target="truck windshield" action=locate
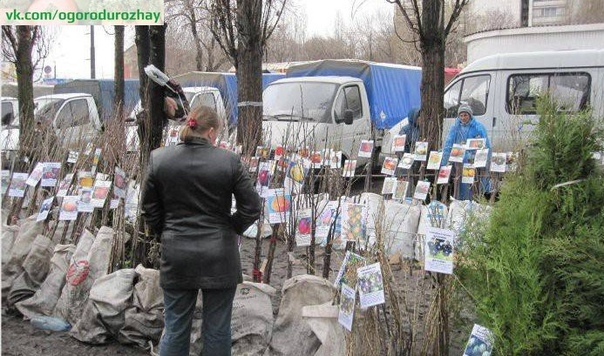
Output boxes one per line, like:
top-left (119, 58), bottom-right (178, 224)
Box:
top-left (34, 98), bottom-right (65, 125)
top-left (263, 82), bottom-right (338, 123)
top-left (190, 92), bottom-right (217, 111)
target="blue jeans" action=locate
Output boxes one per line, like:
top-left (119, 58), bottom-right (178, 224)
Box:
top-left (160, 287), bottom-right (237, 356)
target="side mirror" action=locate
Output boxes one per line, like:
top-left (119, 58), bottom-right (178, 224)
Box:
top-left (344, 109), bottom-right (354, 125)
top-left (2, 113), bottom-right (14, 126)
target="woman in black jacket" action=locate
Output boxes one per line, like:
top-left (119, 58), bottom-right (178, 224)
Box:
top-left (141, 106), bottom-right (261, 356)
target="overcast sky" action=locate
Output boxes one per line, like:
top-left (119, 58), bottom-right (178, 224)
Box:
top-left (45, 0), bottom-right (394, 79)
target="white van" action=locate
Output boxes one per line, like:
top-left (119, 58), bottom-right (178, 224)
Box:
top-left (443, 49), bottom-right (604, 151)
top-left (125, 86), bottom-right (230, 152)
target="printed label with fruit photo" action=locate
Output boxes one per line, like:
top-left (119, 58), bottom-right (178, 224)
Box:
top-left (8, 172), bottom-right (28, 198)
top-left (413, 181), bottom-right (431, 201)
top-left (466, 138), bottom-right (486, 150)
top-left (398, 153), bottom-right (414, 170)
top-left (41, 162), bottom-right (61, 187)
top-left (266, 189), bottom-right (291, 224)
top-left (26, 162), bottom-right (44, 187)
top-left (449, 144), bottom-right (465, 163)
top-left (36, 196), bottom-right (54, 222)
top-left (426, 151), bottom-right (443, 170)
top-left (91, 180), bottom-right (112, 208)
top-left (59, 196), bottom-right (79, 221)
top-left (391, 134), bottom-right (406, 153)
top-left (381, 156), bottom-right (398, 176)
top-left (473, 148), bottom-right (489, 168)
top-left (341, 202), bottom-right (367, 242)
top-left (57, 173), bottom-right (74, 197)
top-left (424, 227), bottom-right (456, 274)
top-left (358, 140), bottom-right (374, 158)
top-left (437, 166), bottom-right (452, 185)
top-left (357, 262), bottom-right (385, 308)
top-left (462, 164), bottom-right (476, 184)
top-left (463, 324), bottom-right (494, 356)
top-left (113, 167), bottom-right (128, 199)
top-left (414, 142), bottom-right (429, 161)
top-left (381, 177), bottom-right (397, 195)
top-left (490, 153), bottom-right (507, 173)
top-left (256, 162), bottom-right (273, 197)
top-left (338, 283), bottom-right (356, 332)
top-left (295, 208), bottom-right (312, 247)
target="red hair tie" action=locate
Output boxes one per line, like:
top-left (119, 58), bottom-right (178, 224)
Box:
top-left (186, 118), bottom-right (198, 129)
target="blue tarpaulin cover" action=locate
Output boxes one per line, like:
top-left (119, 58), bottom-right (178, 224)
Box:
top-left (285, 60), bottom-right (422, 129)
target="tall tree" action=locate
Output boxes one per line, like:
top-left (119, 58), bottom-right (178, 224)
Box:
top-left (166, 0), bottom-right (205, 70)
top-left (134, 24), bottom-right (166, 268)
top-left (388, 0), bottom-right (469, 147)
top-left (163, 0), bottom-right (230, 74)
top-left (114, 25), bottom-right (125, 120)
top-left (1, 25), bottom-right (49, 169)
top-left (209, 0), bottom-right (287, 156)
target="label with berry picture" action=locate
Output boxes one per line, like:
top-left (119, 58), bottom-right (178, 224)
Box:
top-left (357, 262), bottom-right (385, 308)
top-left (424, 227), bottom-right (456, 274)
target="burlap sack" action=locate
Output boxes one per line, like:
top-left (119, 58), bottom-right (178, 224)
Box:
top-left (264, 275), bottom-right (335, 356)
top-left (231, 282), bottom-right (277, 356)
top-left (301, 303), bottom-right (346, 356)
top-left (70, 268), bottom-right (137, 344)
top-left (16, 244), bottom-right (75, 319)
top-left (1, 214), bottom-right (44, 302)
top-left (1, 223), bottom-right (20, 266)
top-left (7, 234), bottom-right (55, 306)
top-left (363, 193), bottom-right (421, 258)
top-left (118, 265), bottom-right (163, 349)
top-left (53, 227), bottom-right (113, 326)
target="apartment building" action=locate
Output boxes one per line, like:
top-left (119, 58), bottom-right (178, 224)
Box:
top-left (468, 0), bottom-right (578, 27)
top-left (531, 0), bottom-right (570, 26)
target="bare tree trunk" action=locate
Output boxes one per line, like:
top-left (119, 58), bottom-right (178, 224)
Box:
top-left (188, 9), bottom-right (204, 71)
top-left (114, 25), bottom-right (125, 120)
top-left (135, 25), bottom-right (151, 168)
top-left (14, 26), bottom-right (35, 171)
top-left (419, 0), bottom-right (446, 149)
top-left (132, 26), bottom-right (151, 267)
top-left (149, 24), bottom-right (167, 152)
top-left (420, 43), bottom-right (445, 148)
top-left (236, 0), bottom-right (264, 157)
top-left (206, 37), bottom-right (217, 71)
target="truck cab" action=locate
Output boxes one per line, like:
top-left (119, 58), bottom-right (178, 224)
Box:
top-left (1, 93), bottom-right (103, 153)
top-left (35, 93), bottom-right (103, 149)
top-left (262, 76), bottom-right (371, 164)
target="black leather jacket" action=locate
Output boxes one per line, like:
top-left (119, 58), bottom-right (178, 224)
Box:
top-left (141, 137), bottom-right (261, 289)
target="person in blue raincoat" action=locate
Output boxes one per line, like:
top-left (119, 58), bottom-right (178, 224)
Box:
top-left (442, 104), bottom-right (491, 200)
top-left (399, 107), bottom-right (421, 154)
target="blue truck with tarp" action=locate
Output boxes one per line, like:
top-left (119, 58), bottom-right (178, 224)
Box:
top-left (261, 59), bottom-right (422, 164)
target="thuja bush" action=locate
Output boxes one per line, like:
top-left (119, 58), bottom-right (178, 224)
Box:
top-left (456, 97), bottom-right (604, 355)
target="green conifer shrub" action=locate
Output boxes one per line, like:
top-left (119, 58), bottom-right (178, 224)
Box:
top-left (456, 97), bottom-right (604, 355)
